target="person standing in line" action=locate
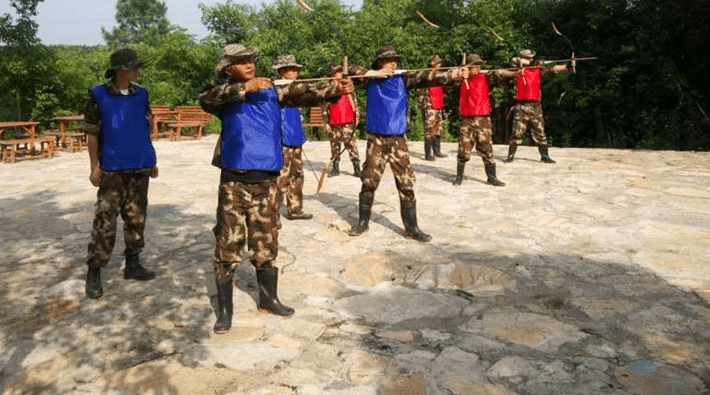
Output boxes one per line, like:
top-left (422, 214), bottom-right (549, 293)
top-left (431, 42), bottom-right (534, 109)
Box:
top-left (272, 54), bottom-right (313, 221)
top-left (503, 49), bottom-right (575, 164)
top-left (416, 54), bottom-right (447, 161)
top-left (200, 44), bottom-right (353, 334)
top-left (454, 53), bottom-right (511, 186)
top-left (323, 60), bottom-right (361, 178)
top-left (348, 45), bottom-right (466, 243)
top-left (83, 48), bottom-right (158, 299)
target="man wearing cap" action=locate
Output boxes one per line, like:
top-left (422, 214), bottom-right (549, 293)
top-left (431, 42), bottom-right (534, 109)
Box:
top-left (82, 48), bottom-right (159, 299)
top-left (454, 53), bottom-right (512, 186)
top-left (347, 45), bottom-right (466, 243)
top-left (272, 54), bottom-right (313, 221)
top-left (503, 49), bottom-right (574, 164)
top-left (200, 44), bottom-right (353, 334)
top-left (416, 54), bottom-right (447, 161)
top-left (322, 60), bottom-right (361, 178)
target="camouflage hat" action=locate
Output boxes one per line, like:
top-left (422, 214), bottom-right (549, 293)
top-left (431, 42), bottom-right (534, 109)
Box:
top-left (373, 45), bottom-right (401, 62)
top-left (372, 45), bottom-right (401, 69)
top-left (329, 60), bottom-right (343, 75)
top-left (519, 49), bottom-right (536, 59)
top-left (271, 54), bottom-right (303, 71)
top-left (428, 54), bottom-right (442, 67)
top-left (215, 43), bottom-right (259, 75)
top-left (105, 48), bottom-right (144, 79)
top-left (464, 54), bottom-right (484, 66)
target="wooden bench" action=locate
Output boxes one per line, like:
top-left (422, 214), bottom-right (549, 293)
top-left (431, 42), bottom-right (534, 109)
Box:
top-left (302, 107), bottom-right (326, 140)
top-left (167, 106), bottom-right (212, 140)
top-left (0, 136), bottom-right (53, 162)
top-left (150, 105), bottom-right (173, 140)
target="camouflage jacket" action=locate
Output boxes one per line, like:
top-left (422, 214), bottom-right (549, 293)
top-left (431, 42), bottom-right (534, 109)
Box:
top-left (350, 65), bottom-right (462, 91)
top-left (199, 77), bottom-right (342, 116)
top-left (82, 81), bottom-right (152, 136)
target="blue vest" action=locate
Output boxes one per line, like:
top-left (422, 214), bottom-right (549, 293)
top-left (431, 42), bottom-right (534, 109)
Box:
top-left (90, 84), bottom-right (156, 172)
top-left (220, 88), bottom-right (283, 172)
top-left (366, 75), bottom-right (408, 136)
top-left (281, 106), bottom-right (306, 147)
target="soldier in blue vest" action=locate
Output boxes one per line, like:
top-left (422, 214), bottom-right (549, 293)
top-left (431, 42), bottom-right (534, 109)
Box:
top-left (200, 44), bottom-right (353, 334)
top-left (83, 48), bottom-right (158, 299)
top-left (272, 54), bottom-right (313, 221)
top-left (348, 45), bottom-right (466, 242)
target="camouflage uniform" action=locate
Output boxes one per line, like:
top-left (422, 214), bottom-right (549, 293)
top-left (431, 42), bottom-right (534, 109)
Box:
top-left (83, 48), bottom-right (157, 299)
top-left (458, 115), bottom-right (494, 164)
top-left (200, 59), bottom-right (342, 277)
top-left (322, 97), bottom-right (360, 166)
top-left (348, 46), bottom-right (463, 242)
top-left (416, 54), bottom-right (447, 160)
top-left (504, 49), bottom-right (565, 163)
top-left (278, 145), bottom-right (307, 216)
top-left (416, 87), bottom-right (444, 139)
top-left (84, 81), bottom-right (154, 268)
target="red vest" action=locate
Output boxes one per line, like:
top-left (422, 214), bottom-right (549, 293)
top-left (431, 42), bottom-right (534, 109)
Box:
top-left (329, 94), bottom-right (355, 125)
top-left (516, 68), bottom-right (542, 101)
top-left (428, 86), bottom-right (444, 110)
top-left (459, 74), bottom-right (490, 116)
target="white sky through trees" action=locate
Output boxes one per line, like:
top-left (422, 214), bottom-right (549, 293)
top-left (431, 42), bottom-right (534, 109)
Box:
top-left (0, 0), bottom-right (362, 46)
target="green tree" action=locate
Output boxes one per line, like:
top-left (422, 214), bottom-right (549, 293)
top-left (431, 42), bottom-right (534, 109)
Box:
top-left (102, 0), bottom-right (174, 47)
top-left (0, 0), bottom-right (44, 46)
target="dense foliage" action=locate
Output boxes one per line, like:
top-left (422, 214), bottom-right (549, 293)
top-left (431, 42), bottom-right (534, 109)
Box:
top-left (0, 0), bottom-right (708, 150)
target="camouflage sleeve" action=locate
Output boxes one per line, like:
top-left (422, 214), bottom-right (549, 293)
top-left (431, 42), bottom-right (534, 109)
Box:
top-left (416, 88), bottom-right (429, 111)
top-left (404, 69), bottom-right (460, 90)
top-left (350, 65), bottom-right (370, 89)
top-left (199, 81), bottom-right (247, 115)
top-left (540, 65), bottom-right (558, 78)
top-left (485, 70), bottom-right (502, 85)
top-left (277, 81), bottom-right (341, 107)
top-left (145, 90), bottom-right (153, 137)
top-left (352, 93), bottom-right (360, 118)
top-left (320, 100), bottom-right (331, 125)
top-left (82, 90), bottom-right (101, 135)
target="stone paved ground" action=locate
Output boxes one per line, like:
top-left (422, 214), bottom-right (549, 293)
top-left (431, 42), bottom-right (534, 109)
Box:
top-left (1, 135), bottom-right (709, 395)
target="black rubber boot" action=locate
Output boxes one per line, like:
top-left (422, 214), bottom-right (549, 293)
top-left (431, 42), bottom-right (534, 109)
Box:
top-left (503, 143), bottom-right (517, 163)
top-left (485, 163), bottom-right (506, 186)
top-left (213, 274), bottom-right (233, 334)
top-left (348, 196), bottom-right (372, 236)
top-left (85, 267), bottom-right (103, 299)
top-left (327, 161), bottom-right (340, 177)
top-left (424, 139), bottom-right (434, 161)
top-left (256, 264), bottom-right (294, 317)
top-left (123, 254), bottom-right (156, 281)
top-left (400, 201), bottom-right (432, 243)
top-left (453, 161), bottom-right (465, 185)
top-left (433, 136), bottom-right (447, 158)
top-left (538, 145), bottom-right (556, 163)
top-left (352, 159), bottom-right (362, 178)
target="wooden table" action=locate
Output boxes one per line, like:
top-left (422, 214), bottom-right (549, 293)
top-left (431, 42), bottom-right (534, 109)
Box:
top-left (54, 115), bottom-right (85, 152)
top-left (0, 121), bottom-right (53, 162)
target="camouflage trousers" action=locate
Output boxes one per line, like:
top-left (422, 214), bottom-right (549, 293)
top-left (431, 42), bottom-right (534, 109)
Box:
top-left (457, 115), bottom-right (495, 165)
top-left (213, 179), bottom-right (279, 276)
top-left (510, 101), bottom-right (548, 146)
top-left (360, 134), bottom-right (416, 204)
top-left (329, 123), bottom-right (360, 163)
top-left (277, 146), bottom-right (306, 215)
top-left (421, 107), bottom-right (443, 140)
top-left (87, 172), bottom-right (150, 267)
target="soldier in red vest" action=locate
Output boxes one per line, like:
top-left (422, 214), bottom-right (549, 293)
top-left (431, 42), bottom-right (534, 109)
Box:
top-left (455, 54), bottom-right (513, 186)
top-left (322, 60), bottom-right (361, 177)
top-left (503, 49), bottom-right (574, 163)
top-left (416, 54), bottom-right (447, 161)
